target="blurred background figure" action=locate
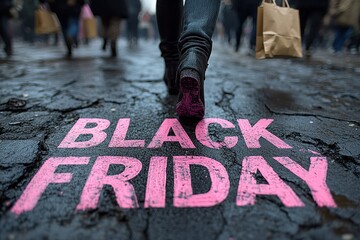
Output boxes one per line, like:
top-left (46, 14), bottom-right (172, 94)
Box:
top-left (0, 0), bottom-right (22, 56)
top-left (0, 0), bottom-right (13, 56)
top-left (78, 0), bottom-right (92, 45)
top-left (294, 0), bottom-right (330, 57)
top-left (329, 0), bottom-right (360, 53)
top-left (36, 0), bottom-right (60, 45)
top-left (90, 0), bottom-right (128, 57)
top-left (126, 0), bottom-right (141, 48)
top-left (19, 0), bottom-right (36, 44)
top-left (231, 0), bottom-right (261, 53)
top-left (45, 0), bottom-right (85, 57)
top-left (139, 10), bottom-right (155, 41)
top-left (346, 28), bottom-right (360, 54)
top-left (218, 0), bottom-right (237, 45)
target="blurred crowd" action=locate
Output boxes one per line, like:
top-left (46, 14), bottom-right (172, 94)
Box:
top-left (0, 0), bottom-right (359, 58)
top-left (216, 0), bottom-right (360, 57)
top-left (0, 0), bottom-right (158, 57)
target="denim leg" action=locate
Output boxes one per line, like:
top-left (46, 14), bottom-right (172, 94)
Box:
top-left (156, 0), bottom-right (183, 63)
top-left (333, 26), bottom-right (354, 52)
top-left (67, 17), bottom-right (80, 40)
top-left (178, 0), bottom-right (221, 79)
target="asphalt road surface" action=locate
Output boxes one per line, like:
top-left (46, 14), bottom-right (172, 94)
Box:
top-left (0, 39), bottom-right (359, 240)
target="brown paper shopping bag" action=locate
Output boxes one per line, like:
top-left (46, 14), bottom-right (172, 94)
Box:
top-left (81, 4), bottom-right (98, 39)
top-left (34, 9), bottom-right (61, 35)
top-left (83, 18), bottom-right (97, 39)
top-left (256, 0), bottom-right (302, 59)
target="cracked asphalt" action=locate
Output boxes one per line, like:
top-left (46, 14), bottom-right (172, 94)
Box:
top-left (0, 39), bottom-right (359, 240)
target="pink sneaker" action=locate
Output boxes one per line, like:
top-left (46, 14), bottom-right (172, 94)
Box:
top-left (176, 69), bottom-right (205, 118)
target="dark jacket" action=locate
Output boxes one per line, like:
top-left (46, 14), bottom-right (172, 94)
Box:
top-left (47, 0), bottom-right (85, 17)
top-left (293, 0), bottom-right (330, 9)
top-left (126, 0), bottom-right (141, 16)
top-left (90, 0), bottom-right (128, 18)
top-left (0, 0), bottom-right (13, 15)
top-left (231, 0), bottom-right (262, 12)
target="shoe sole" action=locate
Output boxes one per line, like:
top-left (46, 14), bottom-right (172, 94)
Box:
top-left (176, 75), bottom-right (204, 118)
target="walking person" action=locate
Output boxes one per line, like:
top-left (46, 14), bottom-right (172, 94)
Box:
top-left (156, 0), bottom-right (221, 118)
top-left (329, 0), bottom-right (360, 53)
top-left (45, 0), bottom-right (85, 57)
top-left (294, 0), bottom-right (330, 57)
top-left (231, 0), bottom-right (261, 53)
top-left (19, 0), bottom-right (37, 43)
top-left (126, 0), bottom-right (141, 48)
top-left (90, 0), bottom-right (128, 57)
top-left (219, 0), bottom-right (237, 45)
top-left (0, 0), bottom-right (14, 56)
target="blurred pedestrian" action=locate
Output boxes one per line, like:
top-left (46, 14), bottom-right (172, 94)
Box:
top-left (231, 0), bottom-right (261, 53)
top-left (156, 0), bottom-right (221, 118)
top-left (0, 0), bottom-right (14, 56)
top-left (126, 0), bottom-right (141, 48)
top-left (20, 0), bottom-right (36, 43)
top-left (139, 10), bottom-right (154, 41)
top-left (329, 0), bottom-right (360, 53)
top-left (294, 0), bottom-right (330, 57)
top-left (45, 0), bottom-right (85, 57)
top-left (347, 31), bottom-right (360, 54)
top-left (90, 0), bottom-right (128, 57)
top-left (219, 0), bottom-right (237, 45)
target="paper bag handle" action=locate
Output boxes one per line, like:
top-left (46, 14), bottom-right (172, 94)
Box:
top-left (261, 0), bottom-right (290, 8)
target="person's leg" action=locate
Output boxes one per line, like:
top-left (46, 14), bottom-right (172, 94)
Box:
top-left (249, 6), bottom-right (258, 51)
top-left (234, 12), bottom-right (247, 52)
top-left (133, 14), bottom-right (140, 42)
top-left (223, 19), bottom-right (232, 44)
top-left (0, 15), bottom-right (12, 56)
top-left (108, 17), bottom-right (121, 57)
top-left (176, 0), bottom-right (221, 118)
top-left (305, 9), bottom-right (326, 51)
top-left (67, 16), bottom-right (80, 47)
top-left (156, 0), bottom-right (183, 94)
top-left (299, 8), bottom-right (309, 41)
top-left (333, 26), bottom-right (353, 52)
top-left (127, 14), bottom-right (134, 44)
top-left (57, 15), bottom-right (72, 57)
top-left (356, 34), bottom-right (360, 53)
top-left (101, 17), bottom-right (110, 51)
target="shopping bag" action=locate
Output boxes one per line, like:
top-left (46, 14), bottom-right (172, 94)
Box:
top-left (256, 0), bottom-right (302, 59)
top-left (83, 18), bottom-right (97, 38)
top-left (34, 9), bottom-right (61, 35)
top-left (80, 4), bottom-right (97, 39)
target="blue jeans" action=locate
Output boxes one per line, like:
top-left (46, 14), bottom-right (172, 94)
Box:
top-left (58, 15), bottom-right (80, 48)
top-left (332, 26), bottom-right (354, 52)
top-left (156, 0), bottom-right (221, 80)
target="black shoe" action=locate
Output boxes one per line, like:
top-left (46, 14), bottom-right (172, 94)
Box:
top-left (163, 63), bottom-right (179, 95)
top-left (65, 37), bottom-right (73, 58)
top-left (4, 46), bottom-right (12, 57)
top-left (111, 42), bottom-right (117, 57)
top-left (66, 44), bottom-right (72, 58)
top-left (102, 39), bottom-right (107, 51)
top-left (235, 43), bottom-right (240, 52)
top-left (176, 69), bottom-right (205, 119)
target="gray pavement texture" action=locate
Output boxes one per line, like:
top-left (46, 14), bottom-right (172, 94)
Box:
top-left (0, 39), bottom-right (360, 240)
